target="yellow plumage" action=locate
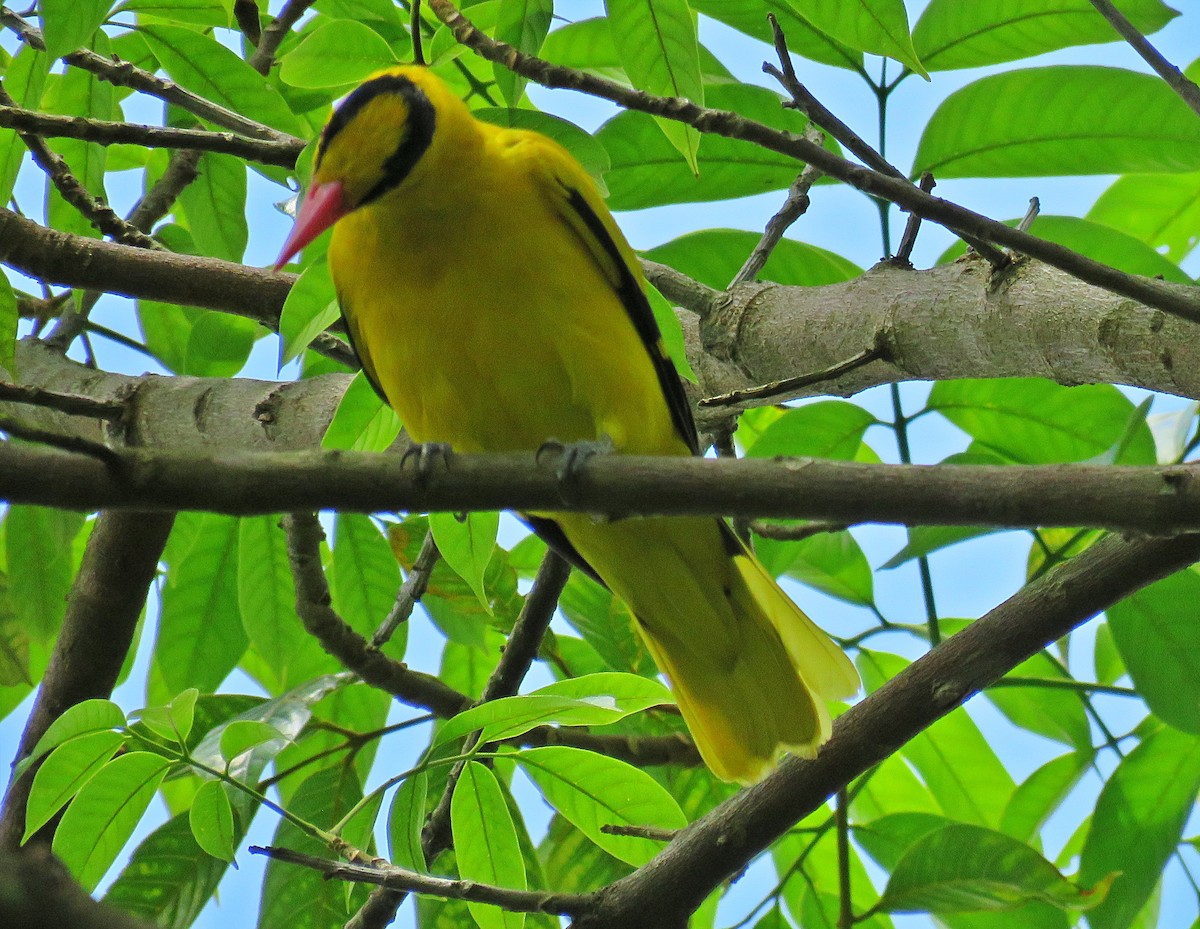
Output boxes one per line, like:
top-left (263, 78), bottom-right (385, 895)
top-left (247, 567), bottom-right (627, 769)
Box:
top-left (277, 65), bottom-right (858, 783)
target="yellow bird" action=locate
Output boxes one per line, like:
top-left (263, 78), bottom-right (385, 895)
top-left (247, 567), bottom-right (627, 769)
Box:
top-left (276, 65), bottom-right (858, 783)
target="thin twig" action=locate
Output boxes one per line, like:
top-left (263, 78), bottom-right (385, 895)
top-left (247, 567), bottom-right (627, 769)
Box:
top-left (433, 4), bottom-right (1200, 327)
top-left (892, 172), bottom-right (935, 267)
top-left (0, 106), bottom-right (302, 166)
top-left (251, 845), bottom-right (592, 916)
top-left (250, 0), bottom-right (317, 75)
top-left (762, 15), bottom-right (1007, 268)
top-left (0, 381), bottom-right (124, 420)
top-left (412, 0), bottom-right (425, 65)
top-left (599, 823), bottom-right (678, 842)
top-left (371, 530), bottom-right (440, 648)
top-left (0, 6), bottom-right (298, 143)
top-left (1017, 197), bottom-right (1040, 233)
top-left (0, 418), bottom-right (122, 466)
top-left (1087, 0), bottom-right (1200, 119)
top-left (730, 124), bottom-right (825, 288)
top-left (700, 341), bottom-right (886, 409)
top-left (353, 550), bottom-right (572, 929)
top-left (835, 789), bottom-right (852, 929)
top-left (749, 520), bottom-right (848, 542)
top-left (0, 87), bottom-right (160, 249)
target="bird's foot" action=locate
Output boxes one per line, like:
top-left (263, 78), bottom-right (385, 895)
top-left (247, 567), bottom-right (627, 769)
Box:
top-left (400, 441), bottom-right (454, 485)
top-left (536, 436), bottom-right (614, 502)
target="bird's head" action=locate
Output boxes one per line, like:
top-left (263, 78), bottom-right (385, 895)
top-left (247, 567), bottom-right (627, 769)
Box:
top-left (274, 66), bottom-right (438, 269)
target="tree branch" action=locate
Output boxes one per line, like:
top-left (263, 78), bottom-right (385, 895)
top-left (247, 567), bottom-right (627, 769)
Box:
top-left (425, 0), bottom-right (1200, 329)
top-left (574, 530), bottom-right (1200, 928)
top-left (0, 511), bottom-right (175, 850)
top-left (0, 6), bottom-right (300, 144)
top-left (250, 845), bottom-right (591, 917)
top-left (6, 443), bottom-right (1200, 533)
top-left (0, 106), bottom-right (302, 166)
top-left (1087, 0), bottom-right (1200, 119)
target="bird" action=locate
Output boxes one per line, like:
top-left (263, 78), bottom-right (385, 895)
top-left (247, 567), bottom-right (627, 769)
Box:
top-left (275, 64), bottom-right (859, 784)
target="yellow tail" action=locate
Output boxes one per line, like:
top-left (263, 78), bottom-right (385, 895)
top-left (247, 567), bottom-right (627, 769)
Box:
top-left (554, 513), bottom-right (860, 784)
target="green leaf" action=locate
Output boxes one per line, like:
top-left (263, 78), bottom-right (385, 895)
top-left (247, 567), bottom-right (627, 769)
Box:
top-left (387, 770), bottom-right (428, 871)
top-left (102, 809), bottom-right (236, 929)
top-left (756, 529), bottom-right (875, 606)
top-left (0, 271), bottom-right (17, 376)
top-left (279, 19), bottom-right (398, 88)
top-left (1088, 172), bottom-right (1200, 263)
top-left (860, 651), bottom-right (1014, 827)
top-left (881, 526), bottom-right (998, 570)
top-left (645, 278), bottom-right (696, 383)
top-left (238, 514), bottom-right (326, 690)
top-left (535, 671), bottom-right (674, 708)
top-left (259, 764), bottom-right (370, 929)
top-left (156, 514), bottom-right (247, 698)
top-left (435, 674), bottom-right (672, 747)
top-left (1093, 622), bottom-right (1125, 686)
top-left (744, 400), bottom-right (877, 460)
top-left (785, 0), bottom-right (927, 77)
top-left (189, 779), bottom-right (236, 861)
top-left (475, 107), bottom-right (611, 190)
top-left (878, 823), bottom-right (1100, 915)
top-left (914, 66), bottom-right (1200, 178)
top-left (451, 762), bottom-right (526, 929)
top-left (139, 25), bottom-right (303, 135)
top-left (691, 0), bottom-right (863, 71)
top-left (988, 653), bottom-right (1091, 749)
top-left (39, 0), bottom-right (111, 59)
top-left (218, 719), bottom-right (285, 763)
top-left (605, 0), bottom-right (703, 171)
top-left (598, 83), bottom-right (813, 211)
top-left (429, 511), bottom-right (499, 614)
top-left (517, 746), bottom-right (687, 866)
top-left (278, 260), bottom-right (341, 365)
top-left (115, 0), bottom-right (233, 26)
top-left (136, 687), bottom-right (200, 744)
top-left (558, 574), bottom-right (655, 675)
top-left (1000, 751), bottom-right (1092, 844)
top-left (644, 229), bottom-right (861, 290)
top-left (1079, 726), bottom-right (1200, 929)
top-left (1107, 569), bottom-right (1200, 734)
top-left (322, 371), bottom-right (403, 451)
top-left (331, 513), bottom-right (403, 640)
top-left (0, 47), bottom-right (49, 205)
top-left (927, 379), bottom-right (1156, 465)
top-left (177, 151), bottom-right (248, 262)
top-left (53, 751), bottom-right (173, 891)
top-left (913, 0), bottom-right (1177, 71)
top-left (5, 506), bottom-right (84, 642)
top-left (18, 698), bottom-right (125, 779)
top-left (23, 730), bottom-right (126, 840)
top-left (493, 0), bottom-right (552, 104)
top-left (181, 311), bottom-right (260, 378)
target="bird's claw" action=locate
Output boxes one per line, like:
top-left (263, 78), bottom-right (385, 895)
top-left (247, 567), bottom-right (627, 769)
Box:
top-left (400, 441), bottom-right (453, 485)
top-left (536, 436), bottom-right (614, 501)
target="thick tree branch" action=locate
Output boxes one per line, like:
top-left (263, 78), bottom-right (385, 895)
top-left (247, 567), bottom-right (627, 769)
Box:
top-left (0, 511), bottom-right (175, 850)
top-left (0, 106), bottom-right (302, 166)
top-left (0, 208), bottom-right (355, 366)
top-left (249, 0), bottom-right (317, 75)
top-left (426, 0), bottom-right (1200, 329)
top-left (575, 530), bottom-right (1200, 928)
top-left (5, 443), bottom-right (1200, 533)
top-left (0, 847), bottom-right (159, 929)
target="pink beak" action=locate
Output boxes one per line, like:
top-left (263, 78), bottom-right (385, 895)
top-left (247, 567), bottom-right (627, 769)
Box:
top-left (273, 180), bottom-right (349, 271)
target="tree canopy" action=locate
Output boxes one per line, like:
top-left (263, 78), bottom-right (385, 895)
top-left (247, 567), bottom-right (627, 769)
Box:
top-left (1, 2), bottom-right (1200, 929)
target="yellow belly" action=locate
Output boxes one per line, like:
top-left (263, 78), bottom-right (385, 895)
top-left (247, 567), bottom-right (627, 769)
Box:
top-left (329, 185), bottom-right (686, 458)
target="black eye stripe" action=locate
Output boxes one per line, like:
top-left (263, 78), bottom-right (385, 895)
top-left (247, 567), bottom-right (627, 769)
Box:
top-left (316, 71), bottom-right (437, 206)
